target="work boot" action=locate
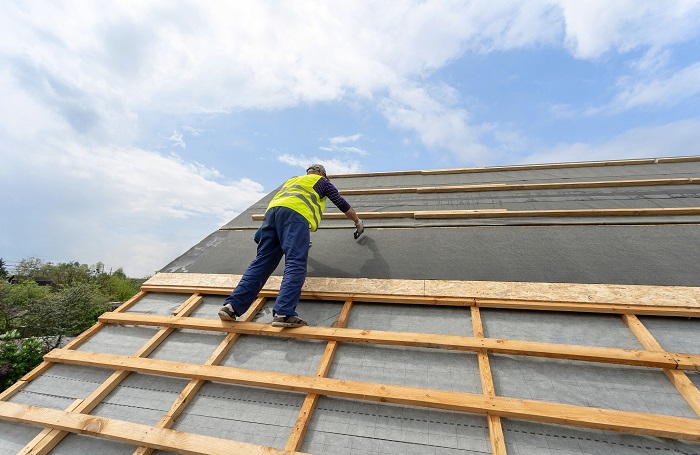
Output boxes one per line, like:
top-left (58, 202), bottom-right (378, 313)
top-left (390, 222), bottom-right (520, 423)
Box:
top-left (271, 315), bottom-right (307, 328)
top-left (218, 304), bottom-right (238, 322)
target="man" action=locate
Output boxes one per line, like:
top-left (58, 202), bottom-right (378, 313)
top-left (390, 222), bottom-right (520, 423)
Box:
top-left (218, 164), bottom-right (364, 327)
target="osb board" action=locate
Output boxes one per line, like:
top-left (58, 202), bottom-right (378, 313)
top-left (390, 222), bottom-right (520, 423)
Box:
top-left (144, 273), bottom-right (700, 308)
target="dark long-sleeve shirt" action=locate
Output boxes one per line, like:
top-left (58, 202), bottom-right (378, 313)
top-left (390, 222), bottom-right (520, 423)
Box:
top-left (313, 177), bottom-right (351, 213)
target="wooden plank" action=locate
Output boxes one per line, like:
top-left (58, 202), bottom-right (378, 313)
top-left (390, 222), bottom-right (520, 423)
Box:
top-left (43, 349), bottom-right (700, 442)
top-left (138, 285), bottom-right (700, 317)
top-left (414, 207), bottom-right (700, 219)
top-left (131, 297), bottom-right (268, 455)
top-left (0, 401), bottom-right (307, 455)
top-left (471, 306), bottom-right (507, 455)
top-left (416, 177), bottom-right (700, 194)
top-left (286, 298), bottom-right (354, 452)
top-left (338, 177), bottom-right (700, 196)
top-left (97, 312), bottom-right (698, 370)
top-left (622, 314), bottom-right (700, 417)
top-left (142, 273), bottom-right (700, 310)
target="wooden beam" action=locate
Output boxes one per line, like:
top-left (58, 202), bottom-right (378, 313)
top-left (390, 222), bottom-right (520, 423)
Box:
top-left (0, 401), bottom-right (307, 455)
top-left (471, 306), bottom-right (507, 455)
top-left (96, 312), bottom-right (700, 370)
top-left (43, 349), bottom-right (700, 443)
top-left (286, 298), bottom-right (354, 452)
top-left (622, 314), bottom-right (700, 417)
top-left (132, 297), bottom-right (269, 455)
top-left (338, 177), bottom-right (700, 196)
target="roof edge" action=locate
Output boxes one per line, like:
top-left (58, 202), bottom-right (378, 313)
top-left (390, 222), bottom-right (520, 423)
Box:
top-left (328, 155), bottom-right (700, 179)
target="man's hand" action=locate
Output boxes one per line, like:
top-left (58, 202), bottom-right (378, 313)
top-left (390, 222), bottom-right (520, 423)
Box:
top-left (354, 219), bottom-right (365, 239)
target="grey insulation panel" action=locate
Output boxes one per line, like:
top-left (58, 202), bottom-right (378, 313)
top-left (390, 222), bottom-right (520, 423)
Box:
top-left (125, 292), bottom-right (191, 315)
top-left (300, 397), bottom-right (491, 455)
top-left (501, 418), bottom-right (700, 455)
top-left (168, 382), bottom-right (304, 450)
top-left (490, 354), bottom-right (697, 418)
top-left (637, 316), bottom-right (700, 354)
top-left (89, 373), bottom-right (190, 426)
top-left (75, 324), bottom-right (161, 356)
top-left (0, 421), bottom-right (43, 455)
top-left (161, 224), bottom-right (700, 287)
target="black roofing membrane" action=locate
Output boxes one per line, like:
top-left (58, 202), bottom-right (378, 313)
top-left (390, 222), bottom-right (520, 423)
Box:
top-left (163, 224), bottom-right (700, 286)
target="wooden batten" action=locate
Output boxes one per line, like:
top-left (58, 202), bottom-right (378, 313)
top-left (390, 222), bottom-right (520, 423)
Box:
top-left (97, 313), bottom-right (700, 371)
top-left (42, 349), bottom-right (700, 443)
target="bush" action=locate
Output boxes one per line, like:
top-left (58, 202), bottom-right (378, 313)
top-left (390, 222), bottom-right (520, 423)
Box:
top-left (0, 330), bottom-right (46, 391)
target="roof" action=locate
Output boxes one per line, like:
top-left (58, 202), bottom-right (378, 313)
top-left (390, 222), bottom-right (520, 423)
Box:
top-left (1, 155), bottom-right (700, 454)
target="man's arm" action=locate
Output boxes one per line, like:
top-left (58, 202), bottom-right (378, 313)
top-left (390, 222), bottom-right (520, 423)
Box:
top-left (314, 177), bottom-right (365, 238)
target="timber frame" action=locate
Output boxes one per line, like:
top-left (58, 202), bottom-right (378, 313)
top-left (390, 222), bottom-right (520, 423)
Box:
top-left (2, 273), bottom-right (700, 454)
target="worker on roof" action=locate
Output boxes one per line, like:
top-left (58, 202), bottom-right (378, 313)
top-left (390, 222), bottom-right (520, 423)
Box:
top-left (219, 163), bottom-right (364, 327)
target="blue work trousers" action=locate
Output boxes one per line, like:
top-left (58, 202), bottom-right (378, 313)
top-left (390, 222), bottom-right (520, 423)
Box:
top-left (224, 206), bottom-right (310, 317)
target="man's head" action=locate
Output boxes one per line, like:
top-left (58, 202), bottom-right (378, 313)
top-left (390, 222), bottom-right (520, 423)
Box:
top-left (306, 163), bottom-right (327, 177)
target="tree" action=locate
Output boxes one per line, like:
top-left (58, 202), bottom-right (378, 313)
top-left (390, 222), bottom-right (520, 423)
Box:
top-left (13, 257), bottom-right (43, 277)
top-left (0, 258), bottom-right (8, 279)
top-left (0, 330), bottom-right (45, 391)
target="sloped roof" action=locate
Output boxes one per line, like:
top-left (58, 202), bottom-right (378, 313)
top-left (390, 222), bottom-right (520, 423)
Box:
top-left (1, 156), bottom-right (700, 455)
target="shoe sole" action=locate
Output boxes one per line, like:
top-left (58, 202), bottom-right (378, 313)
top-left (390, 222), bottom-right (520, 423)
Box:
top-left (218, 310), bottom-right (236, 322)
top-left (271, 322), bottom-right (305, 328)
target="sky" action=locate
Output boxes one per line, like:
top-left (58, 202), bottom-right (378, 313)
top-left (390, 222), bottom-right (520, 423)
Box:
top-left (1, 1), bottom-right (700, 278)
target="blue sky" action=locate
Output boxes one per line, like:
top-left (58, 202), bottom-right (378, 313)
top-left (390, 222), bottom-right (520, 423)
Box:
top-left (1, 1), bottom-right (700, 277)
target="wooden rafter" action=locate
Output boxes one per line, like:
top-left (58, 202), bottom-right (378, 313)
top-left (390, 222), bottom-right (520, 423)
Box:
top-left (96, 312), bottom-right (700, 371)
top-left (622, 314), bottom-right (700, 417)
top-left (471, 306), bottom-right (507, 455)
top-left (285, 298), bottom-right (354, 452)
top-left (41, 349), bottom-right (700, 443)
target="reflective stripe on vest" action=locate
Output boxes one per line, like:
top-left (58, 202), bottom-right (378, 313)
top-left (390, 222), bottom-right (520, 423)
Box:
top-left (266, 174), bottom-right (327, 231)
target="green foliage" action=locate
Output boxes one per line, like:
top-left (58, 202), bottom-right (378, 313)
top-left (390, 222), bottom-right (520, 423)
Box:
top-left (0, 330), bottom-right (46, 391)
top-left (0, 257), bottom-right (146, 390)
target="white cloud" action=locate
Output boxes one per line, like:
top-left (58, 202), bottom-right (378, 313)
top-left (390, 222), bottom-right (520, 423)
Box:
top-left (169, 130), bottom-right (186, 148)
top-left (277, 153), bottom-right (363, 175)
top-left (380, 83), bottom-right (490, 163)
top-left (607, 62), bottom-right (700, 111)
top-left (559, 0), bottom-right (700, 59)
top-left (329, 134), bottom-right (362, 144)
top-left (519, 119), bottom-right (700, 165)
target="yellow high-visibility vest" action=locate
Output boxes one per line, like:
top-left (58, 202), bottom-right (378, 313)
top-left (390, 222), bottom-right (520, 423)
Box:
top-left (267, 174), bottom-right (327, 231)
